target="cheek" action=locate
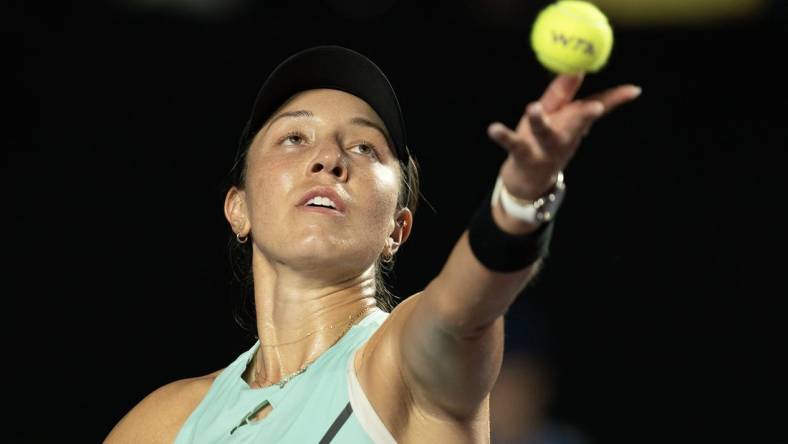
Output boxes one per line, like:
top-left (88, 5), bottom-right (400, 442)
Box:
top-left (362, 164), bottom-right (400, 229)
top-left (245, 153), bottom-right (297, 222)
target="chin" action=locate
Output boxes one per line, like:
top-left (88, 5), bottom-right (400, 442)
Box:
top-left (295, 236), bottom-right (340, 257)
top-left (287, 236), bottom-right (372, 274)
top-left (287, 232), bottom-right (343, 258)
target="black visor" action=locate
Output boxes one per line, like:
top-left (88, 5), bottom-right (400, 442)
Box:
top-left (238, 45), bottom-right (409, 161)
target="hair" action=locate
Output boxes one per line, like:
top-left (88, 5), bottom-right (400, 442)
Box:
top-left (224, 127), bottom-right (420, 335)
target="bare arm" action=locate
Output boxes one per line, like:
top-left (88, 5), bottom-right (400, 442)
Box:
top-left (396, 74), bottom-right (642, 419)
top-left (396, 202), bottom-right (542, 419)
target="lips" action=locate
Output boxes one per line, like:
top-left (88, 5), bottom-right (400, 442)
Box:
top-left (297, 186), bottom-right (347, 214)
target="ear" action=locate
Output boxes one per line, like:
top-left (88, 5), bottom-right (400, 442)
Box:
top-left (386, 207), bottom-right (413, 256)
top-left (224, 186), bottom-right (249, 236)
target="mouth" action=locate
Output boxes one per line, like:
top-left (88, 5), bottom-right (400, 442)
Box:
top-left (297, 187), bottom-right (347, 215)
top-left (304, 195), bottom-right (339, 210)
top-left (298, 205), bottom-right (344, 216)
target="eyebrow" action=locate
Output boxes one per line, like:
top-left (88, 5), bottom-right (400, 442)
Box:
top-left (267, 109), bottom-right (394, 157)
top-left (266, 109), bottom-right (315, 128)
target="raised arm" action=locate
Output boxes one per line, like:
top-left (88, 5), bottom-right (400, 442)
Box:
top-left (395, 74), bottom-right (641, 419)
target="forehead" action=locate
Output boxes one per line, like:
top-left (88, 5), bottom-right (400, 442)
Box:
top-left (274, 88), bottom-right (386, 127)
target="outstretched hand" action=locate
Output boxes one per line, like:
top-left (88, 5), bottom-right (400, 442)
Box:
top-left (487, 74), bottom-right (641, 200)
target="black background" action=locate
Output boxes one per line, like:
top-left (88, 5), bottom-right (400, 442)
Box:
top-left (8, 1), bottom-right (787, 442)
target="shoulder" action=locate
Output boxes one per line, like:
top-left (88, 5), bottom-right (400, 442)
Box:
top-left (360, 293), bottom-right (492, 441)
top-left (104, 369), bottom-right (223, 444)
top-left (358, 293), bottom-right (452, 419)
top-left (369, 292), bottom-right (449, 408)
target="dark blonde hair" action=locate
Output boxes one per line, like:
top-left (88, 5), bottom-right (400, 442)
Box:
top-left (224, 134), bottom-right (420, 334)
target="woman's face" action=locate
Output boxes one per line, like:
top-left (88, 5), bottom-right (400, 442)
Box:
top-left (238, 88), bottom-right (407, 277)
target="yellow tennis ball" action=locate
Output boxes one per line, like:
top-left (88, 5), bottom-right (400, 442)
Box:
top-left (530, 1), bottom-right (614, 74)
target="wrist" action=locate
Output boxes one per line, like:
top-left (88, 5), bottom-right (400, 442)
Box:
top-left (493, 173), bottom-right (566, 226)
top-left (491, 195), bottom-right (542, 235)
top-left (467, 186), bottom-right (556, 273)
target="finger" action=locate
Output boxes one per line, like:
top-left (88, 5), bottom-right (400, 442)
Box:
top-left (585, 84), bottom-right (642, 116)
top-left (558, 100), bottom-right (605, 139)
top-left (526, 102), bottom-right (561, 148)
top-left (487, 122), bottom-right (534, 156)
top-left (538, 73), bottom-right (585, 113)
top-left (557, 85), bottom-right (641, 138)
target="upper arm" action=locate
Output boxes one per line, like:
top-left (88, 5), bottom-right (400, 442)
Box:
top-left (387, 225), bottom-right (541, 420)
top-left (391, 289), bottom-right (505, 421)
top-left (104, 371), bottom-right (220, 444)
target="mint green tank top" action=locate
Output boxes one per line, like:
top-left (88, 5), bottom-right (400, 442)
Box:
top-left (173, 308), bottom-right (397, 443)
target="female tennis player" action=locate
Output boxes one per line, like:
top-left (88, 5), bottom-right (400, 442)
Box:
top-left (105, 45), bottom-right (640, 443)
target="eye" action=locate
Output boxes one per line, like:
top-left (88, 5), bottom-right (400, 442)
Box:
top-left (280, 131), bottom-right (307, 146)
top-left (350, 141), bottom-right (378, 158)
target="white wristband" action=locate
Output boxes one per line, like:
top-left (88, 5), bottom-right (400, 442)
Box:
top-left (491, 173), bottom-right (566, 225)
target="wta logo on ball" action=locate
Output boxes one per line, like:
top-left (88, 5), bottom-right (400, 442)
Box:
top-left (549, 31), bottom-right (597, 56)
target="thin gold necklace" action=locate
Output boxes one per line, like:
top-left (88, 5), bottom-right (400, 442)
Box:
top-left (257, 308), bottom-right (369, 348)
top-left (251, 305), bottom-right (374, 389)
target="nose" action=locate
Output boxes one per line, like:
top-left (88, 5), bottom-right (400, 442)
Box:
top-left (308, 145), bottom-right (348, 182)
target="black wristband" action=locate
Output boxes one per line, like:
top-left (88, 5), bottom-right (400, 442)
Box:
top-left (467, 188), bottom-right (555, 272)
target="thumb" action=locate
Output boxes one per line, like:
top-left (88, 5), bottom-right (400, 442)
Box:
top-left (487, 122), bottom-right (529, 155)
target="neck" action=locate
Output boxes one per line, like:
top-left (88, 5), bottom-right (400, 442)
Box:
top-left (246, 256), bottom-right (379, 387)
